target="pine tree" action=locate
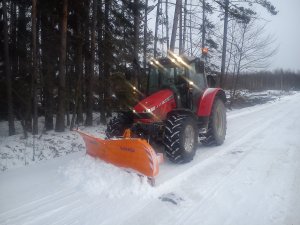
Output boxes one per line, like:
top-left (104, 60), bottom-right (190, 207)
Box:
top-left (55, 0), bottom-right (68, 132)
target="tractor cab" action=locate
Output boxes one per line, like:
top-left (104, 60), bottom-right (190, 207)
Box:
top-left (147, 56), bottom-right (207, 111)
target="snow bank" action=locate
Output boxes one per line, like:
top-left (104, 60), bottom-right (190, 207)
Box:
top-left (59, 155), bottom-right (157, 199)
top-left (0, 121), bottom-right (107, 171)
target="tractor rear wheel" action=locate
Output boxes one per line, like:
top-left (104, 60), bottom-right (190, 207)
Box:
top-left (164, 113), bottom-right (198, 163)
top-left (200, 98), bottom-right (226, 146)
top-left (105, 113), bottom-right (132, 138)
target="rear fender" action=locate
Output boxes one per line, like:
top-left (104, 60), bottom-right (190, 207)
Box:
top-left (197, 88), bottom-right (226, 117)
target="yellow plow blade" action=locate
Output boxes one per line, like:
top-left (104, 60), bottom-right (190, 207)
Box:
top-left (76, 130), bottom-right (163, 178)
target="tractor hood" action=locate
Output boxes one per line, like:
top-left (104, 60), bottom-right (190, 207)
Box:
top-left (133, 89), bottom-right (176, 122)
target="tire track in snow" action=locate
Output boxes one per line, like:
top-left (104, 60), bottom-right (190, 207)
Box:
top-left (123, 94), bottom-right (299, 225)
top-left (160, 94), bottom-right (300, 225)
top-left (0, 189), bottom-right (80, 225)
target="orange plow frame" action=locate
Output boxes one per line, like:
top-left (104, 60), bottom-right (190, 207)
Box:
top-left (75, 129), bottom-right (164, 178)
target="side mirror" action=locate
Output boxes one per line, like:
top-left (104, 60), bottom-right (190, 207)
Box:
top-left (207, 75), bottom-right (216, 88)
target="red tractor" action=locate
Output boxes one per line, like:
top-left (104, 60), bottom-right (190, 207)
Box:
top-left (77, 54), bottom-right (226, 180)
top-left (106, 55), bottom-right (226, 162)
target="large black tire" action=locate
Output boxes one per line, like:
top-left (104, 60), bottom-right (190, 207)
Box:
top-left (164, 113), bottom-right (198, 163)
top-left (105, 114), bottom-right (132, 138)
top-left (200, 98), bottom-right (226, 146)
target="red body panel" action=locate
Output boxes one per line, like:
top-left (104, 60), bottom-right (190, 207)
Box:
top-left (197, 88), bottom-right (224, 117)
top-left (133, 89), bottom-right (176, 123)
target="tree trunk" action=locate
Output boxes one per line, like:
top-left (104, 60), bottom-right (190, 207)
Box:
top-left (178, 0), bottom-right (183, 54)
top-left (103, 0), bottom-right (112, 118)
top-left (84, 7), bottom-right (91, 125)
top-left (201, 0), bottom-right (206, 51)
top-left (41, 12), bottom-right (55, 130)
top-left (220, 0), bottom-right (229, 88)
top-left (66, 65), bottom-right (71, 127)
top-left (230, 25), bottom-right (246, 108)
top-left (133, 0), bottom-right (140, 89)
top-left (32, 0), bottom-right (38, 134)
top-left (18, 2), bottom-right (32, 132)
top-left (55, 0), bottom-right (68, 132)
top-left (143, 0), bottom-right (148, 69)
top-left (153, 0), bottom-right (160, 58)
top-left (3, 0), bottom-right (15, 135)
top-left (70, 18), bottom-right (84, 130)
top-left (170, 0), bottom-right (182, 52)
top-left (85, 0), bottom-right (98, 126)
top-left (189, 0), bottom-right (192, 55)
top-left (98, 0), bottom-right (106, 125)
top-left (182, 0), bottom-right (188, 53)
top-left (165, 0), bottom-right (169, 51)
top-left (225, 36), bottom-right (234, 87)
top-left (10, 1), bottom-right (17, 86)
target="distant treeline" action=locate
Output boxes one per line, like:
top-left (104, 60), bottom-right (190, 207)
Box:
top-left (223, 70), bottom-right (300, 91)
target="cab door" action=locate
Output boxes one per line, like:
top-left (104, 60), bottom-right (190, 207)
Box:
top-left (188, 60), bottom-right (207, 111)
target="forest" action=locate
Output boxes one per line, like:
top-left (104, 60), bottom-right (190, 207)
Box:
top-left (1, 0), bottom-right (300, 136)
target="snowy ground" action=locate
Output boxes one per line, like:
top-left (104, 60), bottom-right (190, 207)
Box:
top-left (0, 91), bottom-right (300, 225)
top-left (0, 119), bottom-right (105, 172)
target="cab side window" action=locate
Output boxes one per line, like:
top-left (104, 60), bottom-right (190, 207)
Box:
top-left (189, 62), bottom-right (206, 90)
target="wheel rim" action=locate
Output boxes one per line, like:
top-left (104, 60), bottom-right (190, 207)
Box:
top-left (215, 104), bottom-right (225, 137)
top-left (184, 125), bottom-right (195, 153)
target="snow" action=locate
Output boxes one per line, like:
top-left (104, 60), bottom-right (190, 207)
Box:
top-left (0, 92), bottom-right (300, 225)
top-left (61, 156), bottom-right (155, 198)
top-left (0, 123), bottom-right (106, 171)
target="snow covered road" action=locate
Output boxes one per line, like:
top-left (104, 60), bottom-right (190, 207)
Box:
top-left (1, 93), bottom-right (300, 225)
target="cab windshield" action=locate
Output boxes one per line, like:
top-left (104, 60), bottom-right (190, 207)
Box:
top-left (148, 65), bottom-right (185, 94)
top-left (147, 62), bottom-right (206, 95)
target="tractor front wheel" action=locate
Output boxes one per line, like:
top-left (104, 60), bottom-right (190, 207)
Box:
top-left (164, 113), bottom-right (198, 163)
top-left (105, 113), bottom-right (132, 138)
top-left (201, 98), bottom-right (226, 146)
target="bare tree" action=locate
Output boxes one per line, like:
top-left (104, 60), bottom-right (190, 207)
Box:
top-left (228, 20), bottom-right (277, 106)
top-left (218, 0), bottom-right (278, 88)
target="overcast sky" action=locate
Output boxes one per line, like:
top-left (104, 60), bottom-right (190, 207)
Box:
top-left (262, 0), bottom-right (300, 71)
top-left (148, 0), bottom-right (300, 72)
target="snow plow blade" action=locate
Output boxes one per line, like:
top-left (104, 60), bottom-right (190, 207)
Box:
top-left (75, 130), bottom-right (163, 178)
